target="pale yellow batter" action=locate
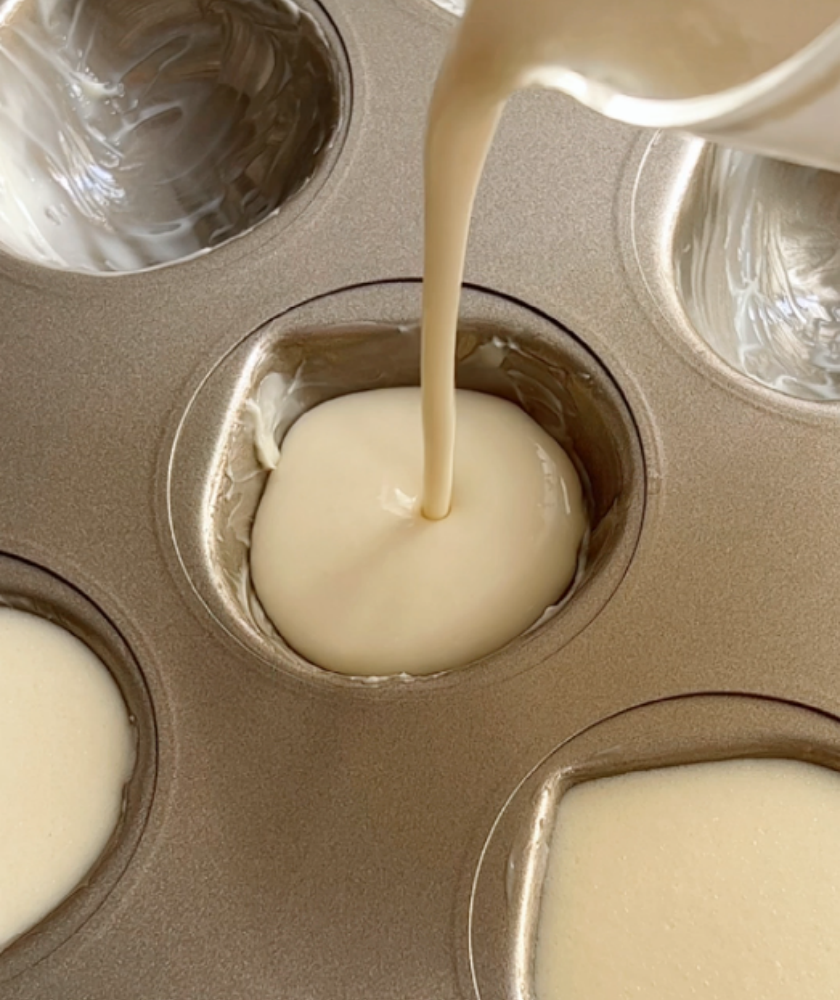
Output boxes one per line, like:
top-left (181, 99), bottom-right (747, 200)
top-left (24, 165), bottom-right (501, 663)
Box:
top-left (535, 759), bottom-right (840, 1000)
top-left (250, 387), bottom-right (585, 676)
top-left (0, 608), bottom-right (135, 951)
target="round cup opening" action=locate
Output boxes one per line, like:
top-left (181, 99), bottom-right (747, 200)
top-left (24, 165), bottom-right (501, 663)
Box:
top-left (0, 0), bottom-right (347, 274)
top-left (0, 554), bottom-right (156, 982)
top-left (167, 281), bottom-right (644, 686)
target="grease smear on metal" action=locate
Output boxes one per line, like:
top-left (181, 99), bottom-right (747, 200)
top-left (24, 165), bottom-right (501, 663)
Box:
top-left (0, 0), bottom-right (338, 272)
top-left (0, 608), bottom-right (134, 952)
top-left (681, 147), bottom-right (840, 400)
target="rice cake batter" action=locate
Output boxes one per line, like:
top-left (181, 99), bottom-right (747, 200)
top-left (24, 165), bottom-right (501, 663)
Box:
top-left (250, 387), bottom-right (585, 676)
top-left (0, 608), bottom-right (135, 952)
top-left (535, 758), bottom-right (840, 1000)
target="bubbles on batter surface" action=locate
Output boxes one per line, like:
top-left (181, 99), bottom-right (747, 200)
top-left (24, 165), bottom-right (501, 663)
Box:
top-left (0, 0), bottom-right (344, 272)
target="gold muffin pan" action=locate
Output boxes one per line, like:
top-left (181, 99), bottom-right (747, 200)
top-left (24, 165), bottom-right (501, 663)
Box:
top-left (2, 0), bottom-right (839, 996)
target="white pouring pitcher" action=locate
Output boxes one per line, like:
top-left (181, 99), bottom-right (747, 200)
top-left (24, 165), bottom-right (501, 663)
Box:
top-left (440, 0), bottom-right (840, 173)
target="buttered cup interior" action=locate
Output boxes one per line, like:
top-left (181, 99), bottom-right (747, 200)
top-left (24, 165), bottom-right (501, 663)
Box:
top-left (250, 387), bottom-right (586, 676)
top-left (0, 0), bottom-right (343, 272)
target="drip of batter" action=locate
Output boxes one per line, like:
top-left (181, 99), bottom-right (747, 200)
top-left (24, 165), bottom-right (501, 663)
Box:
top-left (258, 0), bottom-right (821, 671)
top-left (0, 609), bottom-right (135, 951)
top-left (420, 0), bottom-right (838, 520)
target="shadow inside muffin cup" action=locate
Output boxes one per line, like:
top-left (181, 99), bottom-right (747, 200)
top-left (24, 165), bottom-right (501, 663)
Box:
top-left (0, 554), bottom-right (156, 983)
top-left (168, 282), bottom-right (644, 686)
top-left (0, 0), bottom-right (347, 273)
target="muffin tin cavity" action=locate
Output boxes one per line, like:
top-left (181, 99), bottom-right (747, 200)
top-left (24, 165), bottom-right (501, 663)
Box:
top-left (631, 135), bottom-right (840, 402)
top-left (0, 0), bottom-right (347, 273)
top-left (674, 146), bottom-right (840, 401)
top-left (167, 280), bottom-right (645, 685)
